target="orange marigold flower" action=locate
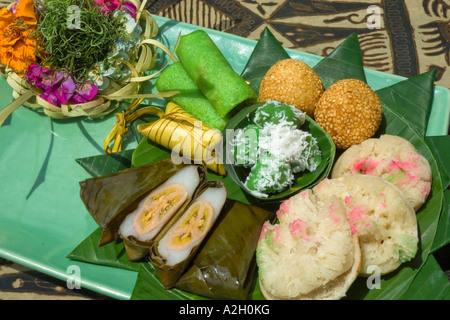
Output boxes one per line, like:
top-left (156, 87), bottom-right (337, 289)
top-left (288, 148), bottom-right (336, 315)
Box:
top-left (0, 0), bottom-right (38, 76)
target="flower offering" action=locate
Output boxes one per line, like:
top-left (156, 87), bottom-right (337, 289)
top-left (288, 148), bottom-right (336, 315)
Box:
top-left (0, 0), bottom-right (171, 123)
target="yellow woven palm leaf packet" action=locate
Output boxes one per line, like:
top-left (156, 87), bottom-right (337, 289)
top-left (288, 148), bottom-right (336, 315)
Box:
top-left (138, 102), bottom-right (226, 176)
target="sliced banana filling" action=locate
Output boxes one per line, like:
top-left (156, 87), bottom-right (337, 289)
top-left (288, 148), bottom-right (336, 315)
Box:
top-left (119, 165), bottom-right (202, 243)
top-left (133, 184), bottom-right (188, 236)
top-left (157, 184), bottom-right (227, 267)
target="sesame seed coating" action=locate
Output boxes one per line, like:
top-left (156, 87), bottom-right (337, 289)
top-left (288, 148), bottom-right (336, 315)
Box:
top-left (314, 79), bottom-right (382, 150)
top-left (259, 59), bottom-right (324, 117)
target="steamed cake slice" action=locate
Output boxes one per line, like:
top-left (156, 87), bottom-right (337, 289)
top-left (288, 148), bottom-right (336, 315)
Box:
top-left (313, 175), bottom-right (418, 276)
top-left (256, 190), bottom-right (361, 300)
top-left (331, 135), bottom-right (432, 211)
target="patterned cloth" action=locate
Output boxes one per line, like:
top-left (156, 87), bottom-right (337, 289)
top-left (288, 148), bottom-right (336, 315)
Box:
top-left (147, 0), bottom-right (450, 88)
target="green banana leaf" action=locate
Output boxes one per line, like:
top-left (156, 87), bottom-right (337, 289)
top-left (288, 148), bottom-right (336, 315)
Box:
top-left (71, 30), bottom-right (449, 300)
top-left (375, 70), bottom-right (436, 138)
top-left (240, 27), bottom-right (290, 95)
top-left (76, 149), bottom-right (134, 177)
top-left (131, 263), bottom-right (205, 300)
top-left (312, 33), bottom-right (367, 89)
top-left (425, 135), bottom-right (450, 189)
top-left (222, 103), bottom-right (335, 205)
top-left (400, 254), bottom-right (450, 299)
top-left (131, 137), bottom-right (171, 167)
top-left (239, 31), bottom-right (366, 92)
top-left (67, 227), bottom-right (140, 272)
top-left (431, 189), bottom-right (450, 253)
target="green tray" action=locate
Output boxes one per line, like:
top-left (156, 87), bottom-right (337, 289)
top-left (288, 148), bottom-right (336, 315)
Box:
top-left (0, 15), bottom-right (448, 300)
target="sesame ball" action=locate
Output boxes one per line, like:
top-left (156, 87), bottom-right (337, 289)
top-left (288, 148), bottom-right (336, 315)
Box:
top-left (259, 59), bottom-right (324, 117)
top-left (314, 79), bottom-right (382, 150)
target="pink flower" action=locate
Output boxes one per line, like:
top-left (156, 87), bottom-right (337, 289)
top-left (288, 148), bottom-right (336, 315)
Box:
top-left (92, 0), bottom-right (137, 18)
top-left (26, 64), bottom-right (47, 86)
top-left (25, 64), bottom-right (98, 106)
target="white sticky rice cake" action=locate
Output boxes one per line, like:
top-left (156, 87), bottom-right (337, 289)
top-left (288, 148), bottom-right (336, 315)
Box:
top-left (256, 189), bottom-right (362, 300)
top-left (331, 134), bottom-right (432, 211)
top-left (313, 175), bottom-right (418, 276)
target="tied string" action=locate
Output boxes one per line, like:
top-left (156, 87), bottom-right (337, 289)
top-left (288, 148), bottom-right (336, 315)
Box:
top-left (104, 98), bottom-right (165, 153)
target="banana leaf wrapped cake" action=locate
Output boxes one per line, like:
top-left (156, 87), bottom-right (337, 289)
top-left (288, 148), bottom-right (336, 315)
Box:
top-left (175, 200), bottom-right (272, 300)
top-left (149, 180), bottom-right (228, 289)
top-left (137, 102), bottom-right (226, 176)
top-left (118, 164), bottom-right (206, 261)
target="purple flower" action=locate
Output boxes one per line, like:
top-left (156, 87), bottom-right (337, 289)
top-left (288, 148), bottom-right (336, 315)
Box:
top-left (52, 76), bottom-right (76, 105)
top-left (40, 70), bottom-right (67, 92)
top-left (9, 3), bottom-right (17, 14)
top-left (25, 64), bottom-right (98, 106)
top-left (70, 82), bottom-right (98, 104)
top-left (40, 92), bottom-right (59, 105)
